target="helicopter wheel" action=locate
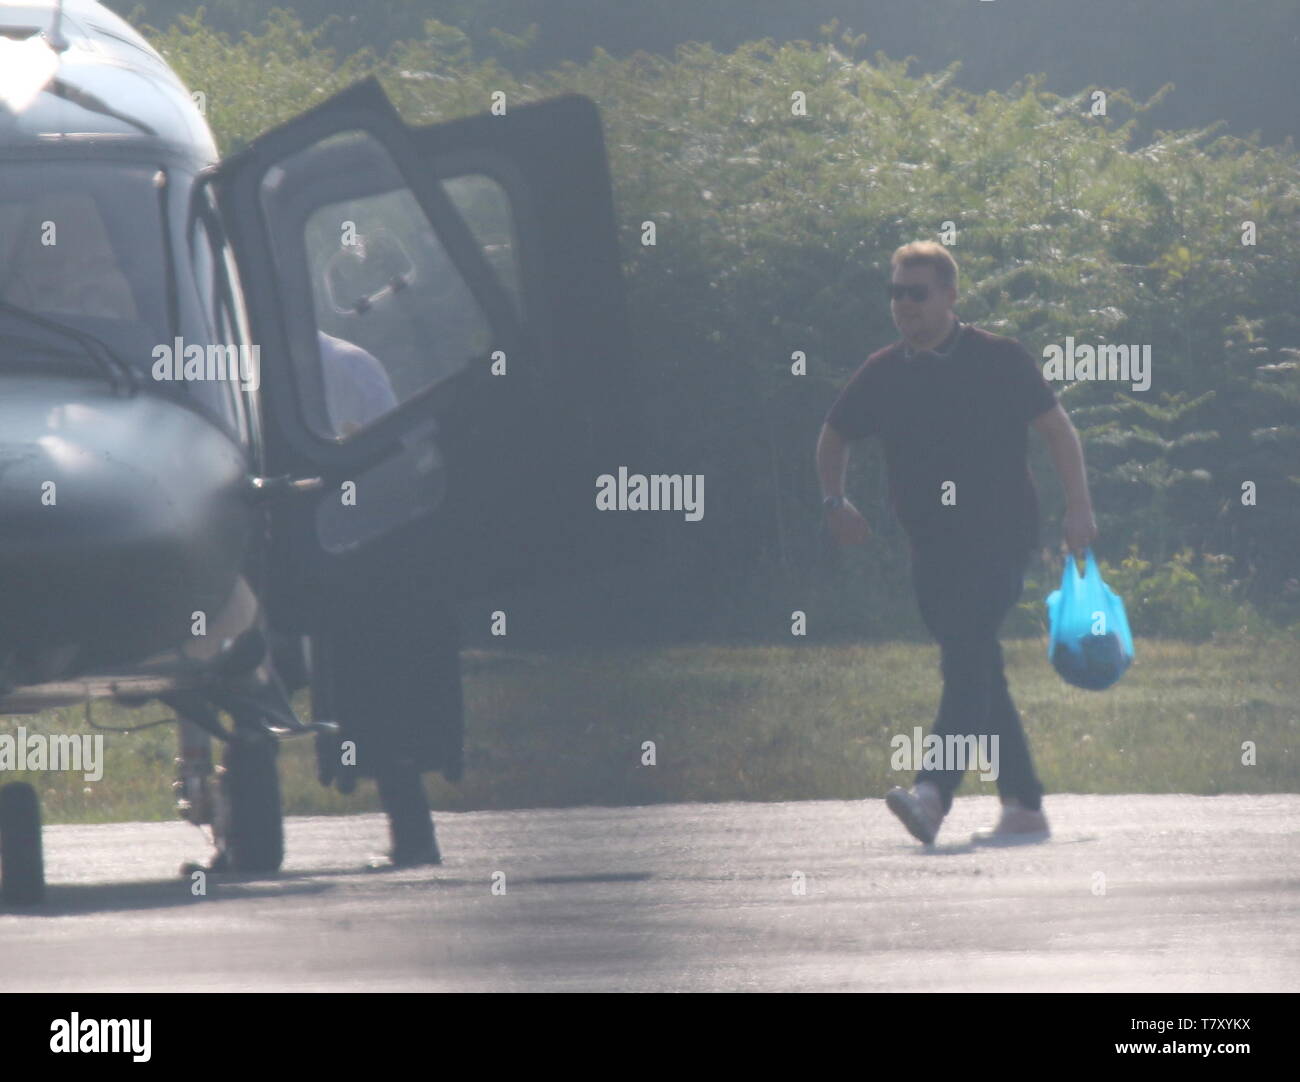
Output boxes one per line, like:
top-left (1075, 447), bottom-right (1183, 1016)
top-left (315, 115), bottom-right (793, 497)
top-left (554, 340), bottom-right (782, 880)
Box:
top-left (0, 782), bottom-right (46, 905)
top-left (213, 733), bottom-right (284, 874)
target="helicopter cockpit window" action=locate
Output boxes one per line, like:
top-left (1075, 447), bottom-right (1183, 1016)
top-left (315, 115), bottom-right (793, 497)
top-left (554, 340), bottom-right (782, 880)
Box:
top-left (258, 130), bottom-right (495, 442)
top-left (0, 161), bottom-right (169, 371)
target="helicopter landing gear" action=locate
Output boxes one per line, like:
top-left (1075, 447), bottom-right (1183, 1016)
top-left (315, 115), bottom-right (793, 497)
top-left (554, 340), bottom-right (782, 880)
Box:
top-left (169, 677), bottom-right (299, 877)
top-left (174, 714), bottom-right (286, 877)
top-left (211, 731), bottom-right (284, 874)
top-left (0, 781), bottom-right (45, 905)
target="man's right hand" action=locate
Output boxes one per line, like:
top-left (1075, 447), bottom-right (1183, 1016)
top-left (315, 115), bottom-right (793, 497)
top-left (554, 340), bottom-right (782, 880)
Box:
top-left (825, 500), bottom-right (872, 546)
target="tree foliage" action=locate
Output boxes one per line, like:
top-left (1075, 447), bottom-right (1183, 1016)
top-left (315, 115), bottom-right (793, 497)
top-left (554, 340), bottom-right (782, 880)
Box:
top-left (142, 12), bottom-right (1300, 638)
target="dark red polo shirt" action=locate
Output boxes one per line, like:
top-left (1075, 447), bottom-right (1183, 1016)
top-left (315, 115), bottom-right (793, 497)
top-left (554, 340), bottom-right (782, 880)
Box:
top-left (825, 321), bottom-right (1058, 557)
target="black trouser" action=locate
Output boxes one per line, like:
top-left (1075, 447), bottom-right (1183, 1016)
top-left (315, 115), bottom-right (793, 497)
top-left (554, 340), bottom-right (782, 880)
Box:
top-left (908, 543), bottom-right (1043, 813)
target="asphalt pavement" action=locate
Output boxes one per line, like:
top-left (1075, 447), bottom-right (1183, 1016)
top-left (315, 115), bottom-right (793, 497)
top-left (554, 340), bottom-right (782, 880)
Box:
top-left (1, 794), bottom-right (1295, 992)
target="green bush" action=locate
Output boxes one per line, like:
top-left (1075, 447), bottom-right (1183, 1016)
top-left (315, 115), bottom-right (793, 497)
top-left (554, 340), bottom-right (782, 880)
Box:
top-left (143, 13), bottom-right (1300, 642)
top-left (1019, 541), bottom-right (1263, 642)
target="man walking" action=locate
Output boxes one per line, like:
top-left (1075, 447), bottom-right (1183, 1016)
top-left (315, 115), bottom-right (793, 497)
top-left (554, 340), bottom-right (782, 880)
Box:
top-left (816, 242), bottom-right (1097, 845)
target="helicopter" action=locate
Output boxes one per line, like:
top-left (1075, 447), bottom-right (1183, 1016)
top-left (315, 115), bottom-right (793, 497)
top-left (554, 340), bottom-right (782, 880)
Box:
top-left (0, 0), bottom-right (645, 902)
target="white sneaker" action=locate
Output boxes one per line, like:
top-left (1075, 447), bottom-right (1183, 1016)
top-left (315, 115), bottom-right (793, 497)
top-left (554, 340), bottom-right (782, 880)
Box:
top-left (971, 798), bottom-right (1050, 845)
top-left (885, 781), bottom-right (945, 845)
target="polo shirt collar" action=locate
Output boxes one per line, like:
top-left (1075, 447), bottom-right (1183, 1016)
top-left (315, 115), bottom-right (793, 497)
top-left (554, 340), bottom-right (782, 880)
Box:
top-left (903, 318), bottom-right (964, 361)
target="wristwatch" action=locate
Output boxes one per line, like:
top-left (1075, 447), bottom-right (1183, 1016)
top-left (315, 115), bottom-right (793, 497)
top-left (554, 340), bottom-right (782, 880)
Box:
top-left (823, 495), bottom-right (845, 511)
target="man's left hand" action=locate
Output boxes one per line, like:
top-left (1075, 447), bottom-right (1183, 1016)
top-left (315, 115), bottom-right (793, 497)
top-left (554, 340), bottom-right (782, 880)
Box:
top-left (1063, 506), bottom-right (1098, 554)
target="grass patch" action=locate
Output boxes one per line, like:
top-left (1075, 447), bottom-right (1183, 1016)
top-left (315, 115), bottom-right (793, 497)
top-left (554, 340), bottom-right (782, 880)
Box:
top-left (3, 629), bottom-right (1296, 824)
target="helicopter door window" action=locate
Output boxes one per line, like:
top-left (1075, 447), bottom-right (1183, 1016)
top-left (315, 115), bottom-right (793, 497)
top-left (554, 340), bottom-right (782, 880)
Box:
top-left (439, 173), bottom-right (524, 319)
top-left (213, 240), bottom-right (255, 448)
top-left (257, 130), bottom-right (493, 442)
top-left (186, 195), bottom-right (248, 444)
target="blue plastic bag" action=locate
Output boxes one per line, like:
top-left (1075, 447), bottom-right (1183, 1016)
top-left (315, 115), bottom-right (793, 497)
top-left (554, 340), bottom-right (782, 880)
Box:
top-left (1045, 548), bottom-right (1134, 690)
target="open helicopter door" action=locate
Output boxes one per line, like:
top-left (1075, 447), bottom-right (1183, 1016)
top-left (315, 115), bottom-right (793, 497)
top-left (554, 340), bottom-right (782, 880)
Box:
top-left (209, 77), bottom-right (647, 631)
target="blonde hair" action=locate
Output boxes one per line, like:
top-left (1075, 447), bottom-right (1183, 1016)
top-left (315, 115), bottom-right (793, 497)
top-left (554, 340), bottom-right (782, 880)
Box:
top-left (890, 241), bottom-right (958, 291)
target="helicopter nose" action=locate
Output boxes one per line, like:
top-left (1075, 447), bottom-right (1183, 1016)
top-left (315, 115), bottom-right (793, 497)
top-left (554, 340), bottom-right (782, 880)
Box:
top-left (0, 377), bottom-right (254, 683)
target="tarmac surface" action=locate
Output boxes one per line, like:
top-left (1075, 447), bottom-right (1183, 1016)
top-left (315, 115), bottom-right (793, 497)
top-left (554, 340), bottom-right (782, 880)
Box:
top-left (1, 794), bottom-right (1296, 992)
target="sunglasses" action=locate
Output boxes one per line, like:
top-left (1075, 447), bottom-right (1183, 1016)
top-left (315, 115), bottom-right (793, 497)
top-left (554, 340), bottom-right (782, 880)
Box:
top-left (889, 284), bottom-right (930, 302)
